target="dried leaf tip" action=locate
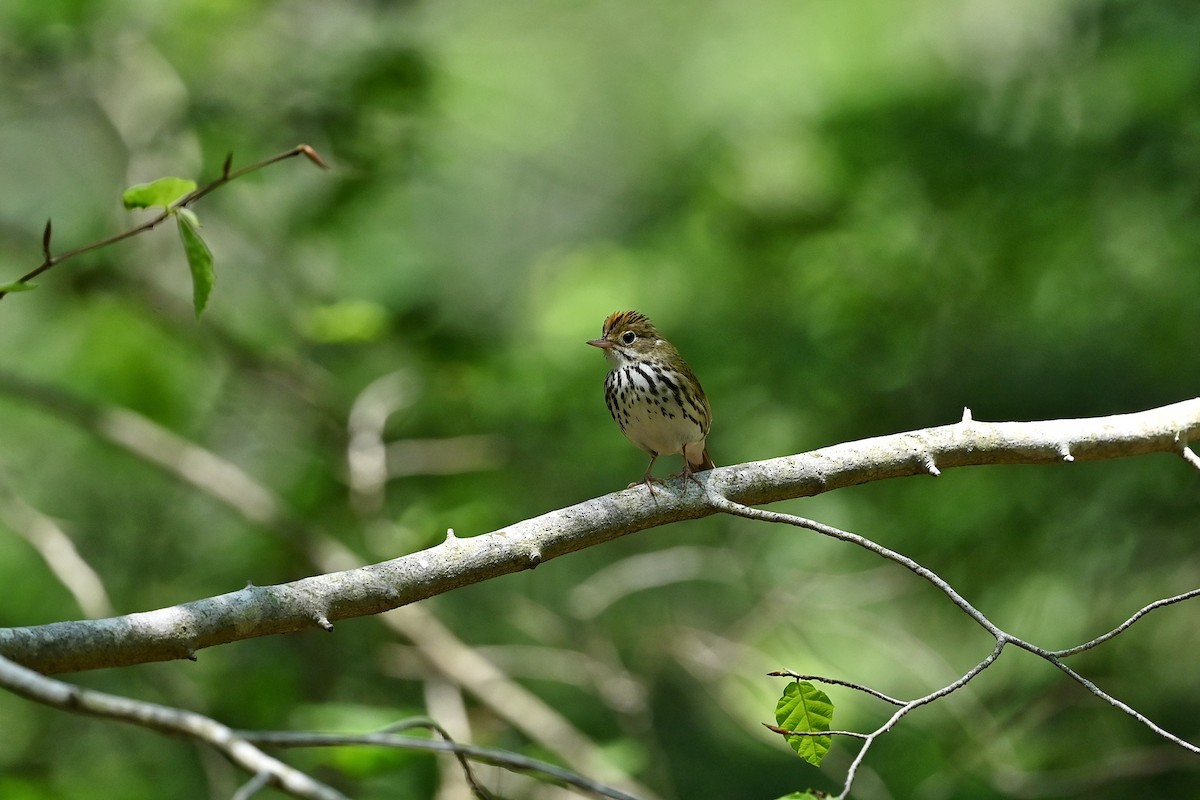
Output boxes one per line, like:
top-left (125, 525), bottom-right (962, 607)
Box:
top-left (299, 144), bottom-right (329, 169)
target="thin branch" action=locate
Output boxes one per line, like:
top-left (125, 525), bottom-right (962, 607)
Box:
top-left (377, 718), bottom-right (493, 800)
top-left (837, 639), bottom-right (1009, 798)
top-left (763, 723), bottom-right (870, 741)
top-left (711, 489), bottom-right (1200, 798)
top-left (0, 653), bottom-right (346, 800)
top-left (0, 144), bottom-right (326, 299)
top-left (767, 671), bottom-right (904, 706)
top-left (705, 490), bottom-right (1002, 637)
top-left (243, 729), bottom-right (642, 800)
top-left (232, 772), bottom-right (273, 800)
top-left (1051, 589), bottom-right (1200, 657)
top-left (1034, 652), bottom-right (1200, 755)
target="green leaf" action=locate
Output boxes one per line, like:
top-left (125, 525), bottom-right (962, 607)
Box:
top-left (774, 792), bottom-right (824, 800)
top-left (0, 281), bottom-right (37, 293)
top-left (775, 681), bottom-right (834, 766)
top-left (122, 177), bottom-right (197, 210)
top-left (176, 214), bottom-right (214, 317)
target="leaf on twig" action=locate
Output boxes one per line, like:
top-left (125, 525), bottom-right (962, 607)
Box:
top-left (122, 177), bottom-right (198, 210)
top-left (176, 213), bottom-right (214, 317)
top-left (775, 681), bottom-right (834, 766)
top-left (0, 281), bottom-right (37, 293)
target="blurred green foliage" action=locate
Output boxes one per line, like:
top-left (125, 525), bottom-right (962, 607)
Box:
top-left (1, 1), bottom-right (1198, 798)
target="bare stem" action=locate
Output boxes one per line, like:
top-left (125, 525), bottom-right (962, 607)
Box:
top-left (711, 487), bottom-right (1200, 798)
top-left (0, 144), bottom-right (326, 299)
top-left (0, 653), bottom-right (345, 800)
top-left (242, 728), bottom-right (641, 800)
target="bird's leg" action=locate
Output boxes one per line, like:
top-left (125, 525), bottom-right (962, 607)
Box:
top-left (674, 458), bottom-right (706, 490)
top-left (630, 453), bottom-right (664, 494)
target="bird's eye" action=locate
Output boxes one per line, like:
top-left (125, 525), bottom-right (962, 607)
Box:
top-left (621, 331), bottom-right (636, 344)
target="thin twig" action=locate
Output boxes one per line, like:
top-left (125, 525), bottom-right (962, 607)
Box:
top-left (0, 144), bottom-right (326, 299)
top-left (378, 718), bottom-right (493, 800)
top-left (232, 771), bottom-right (273, 800)
top-left (1035, 652), bottom-right (1200, 755)
top-left (1051, 589), bottom-right (1200, 657)
top-left (763, 723), bottom-right (870, 741)
top-left (704, 490), bottom-right (1003, 637)
top-left (767, 671), bottom-right (904, 706)
top-left (709, 488), bottom-right (1200, 799)
top-left (241, 730), bottom-right (642, 800)
top-left (0, 653), bottom-right (346, 800)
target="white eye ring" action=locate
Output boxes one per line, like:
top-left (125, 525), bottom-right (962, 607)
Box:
top-left (621, 331), bottom-right (636, 344)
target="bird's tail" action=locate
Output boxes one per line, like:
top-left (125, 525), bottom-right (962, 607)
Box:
top-left (688, 447), bottom-right (715, 473)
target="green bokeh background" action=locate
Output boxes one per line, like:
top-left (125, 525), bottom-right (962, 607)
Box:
top-left (1, 1), bottom-right (1198, 798)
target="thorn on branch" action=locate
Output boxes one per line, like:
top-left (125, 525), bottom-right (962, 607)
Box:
top-left (919, 452), bottom-right (941, 477)
top-left (314, 614), bottom-right (334, 632)
top-left (1175, 434), bottom-right (1200, 471)
top-left (961, 407), bottom-right (973, 422)
top-left (1058, 443), bottom-right (1075, 462)
top-left (222, 153), bottom-right (233, 180)
top-left (42, 219), bottom-right (52, 261)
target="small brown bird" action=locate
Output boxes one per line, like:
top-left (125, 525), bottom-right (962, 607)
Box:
top-left (587, 310), bottom-right (714, 490)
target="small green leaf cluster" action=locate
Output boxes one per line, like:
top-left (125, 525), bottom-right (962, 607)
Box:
top-left (122, 177), bottom-right (214, 317)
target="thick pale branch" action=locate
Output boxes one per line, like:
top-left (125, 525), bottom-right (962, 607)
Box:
top-left (2, 399), bottom-right (1198, 674)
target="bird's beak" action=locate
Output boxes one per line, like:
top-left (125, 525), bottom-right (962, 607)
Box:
top-left (586, 338), bottom-right (612, 349)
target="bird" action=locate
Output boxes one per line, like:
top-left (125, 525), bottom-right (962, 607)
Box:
top-left (587, 310), bottom-right (714, 491)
